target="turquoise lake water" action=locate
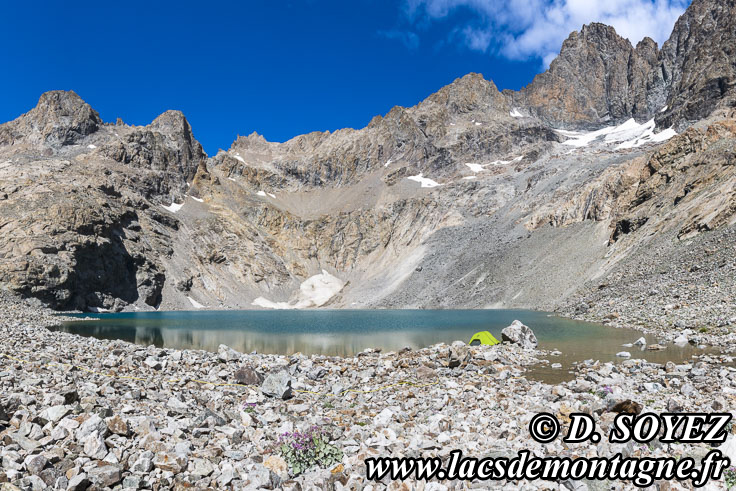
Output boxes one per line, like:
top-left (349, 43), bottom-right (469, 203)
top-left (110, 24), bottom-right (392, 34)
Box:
top-left (53, 309), bottom-right (709, 383)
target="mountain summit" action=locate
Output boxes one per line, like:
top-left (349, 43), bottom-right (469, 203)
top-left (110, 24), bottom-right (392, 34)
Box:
top-left (0, 0), bottom-right (734, 315)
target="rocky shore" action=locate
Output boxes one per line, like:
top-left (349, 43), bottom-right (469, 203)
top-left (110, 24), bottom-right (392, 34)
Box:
top-left (557, 226), bottom-right (736, 349)
top-left (1, 292), bottom-right (736, 490)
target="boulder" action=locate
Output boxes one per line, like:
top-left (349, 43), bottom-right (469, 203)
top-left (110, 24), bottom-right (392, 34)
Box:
top-left (610, 400), bottom-right (642, 414)
top-left (261, 370), bottom-right (293, 399)
top-left (307, 367), bottom-right (327, 380)
top-left (448, 345), bottom-right (470, 368)
top-left (233, 366), bottom-right (264, 386)
top-left (416, 365), bottom-right (437, 379)
top-left (86, 465), bottom-right (121, 488)
top-left (39, 405), bottom-right (70, 424)
top-left (105, 415), bottom-right (129, 436)
top-left (66, 474), bottom-right (90, 491)
top-left (23, 454), bottom-right (48, 475)
top-left (674, 334), bottom-right (689, 345)
top-left (217, 344), bottom-right (241, 362)
top-left (501, 320), bottom-right (538, 349)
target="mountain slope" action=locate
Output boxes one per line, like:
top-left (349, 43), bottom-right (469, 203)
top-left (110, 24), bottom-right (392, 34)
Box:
top-left (0, 0), bottom-right (734, 319)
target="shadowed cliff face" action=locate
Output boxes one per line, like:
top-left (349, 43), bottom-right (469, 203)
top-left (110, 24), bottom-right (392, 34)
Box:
top-left (658, 0), bottom-right (736, 128)
top-left (512, 24), bottom-right (661, 127)
top-left (515, 0), bottom-right (736, 130)
top-left (0, 0), bottom-right (735, 313)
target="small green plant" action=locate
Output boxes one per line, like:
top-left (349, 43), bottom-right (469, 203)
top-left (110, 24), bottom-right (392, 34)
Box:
top-left (699, 327), bottom-right (709, 333)
top-left (323, 401), bottom-right (334, 409)
top-left (725, 466), bottom-right (736, 489)
top-left (277, 426), bottom-right (343, 476)
top-left (597, 386), bottom-right (613, 398)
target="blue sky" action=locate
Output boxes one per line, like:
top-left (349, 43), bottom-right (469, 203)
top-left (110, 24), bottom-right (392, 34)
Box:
top-left (1, 0), bottom-right (689, 155)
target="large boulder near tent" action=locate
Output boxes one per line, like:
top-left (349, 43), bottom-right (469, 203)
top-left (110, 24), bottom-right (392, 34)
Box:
top-left (501, 320), bottom-right (538, 349)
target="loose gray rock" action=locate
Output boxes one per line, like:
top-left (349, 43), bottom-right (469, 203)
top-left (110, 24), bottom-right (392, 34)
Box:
top-left (87, 465), bottom-right (121, 487)
top-left (501, 320), bottom-right (538, 349)
top-left (23, 454), bottom-right (48, 475)
top-left (307, 367), bottom-right (327, 381)
top-left (261, 370), bottom-right (293, 399)
top-left (218, 344), bottom-right (241, 362)
top-left (82, 431), bottom-right (107, 459)
top-left (66, 474), bottom-right (90, 491)
top-left (448, 345), bottom-right (470, 368)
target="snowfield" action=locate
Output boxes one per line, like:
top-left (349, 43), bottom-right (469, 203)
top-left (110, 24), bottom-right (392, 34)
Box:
top-left (407, 174), bottom-right (441, 188)
top-left (252, 270), bottom-right (345, 309)
top-left (161, 201), bottom-right (184, 213)
top-left (558, 118), bottom-right (677, 149)
top-left (187, 296), bottom-right (205, 309)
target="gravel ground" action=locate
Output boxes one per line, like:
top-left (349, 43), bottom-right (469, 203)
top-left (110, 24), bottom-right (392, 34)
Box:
top-left (557, 226), bottom-right (736, 349)
top-left (2, 291), bottom-right (736, 490)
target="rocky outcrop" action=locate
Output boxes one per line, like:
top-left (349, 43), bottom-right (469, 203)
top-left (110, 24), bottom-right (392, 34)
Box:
top-left (513, 24), bottom-right (660, 127)
top-left (0, 95), bottom-right (204, 311)
top-left (0, 91), bottom-right (101, 147)
top-left (501, 320), bottom-right (538, 349)
top-left (514, 0), bottom-right (736, 130)
top-left (524, 119), bottom-right (736, 243)
top-left (658, 0), bottom-right (736, 128)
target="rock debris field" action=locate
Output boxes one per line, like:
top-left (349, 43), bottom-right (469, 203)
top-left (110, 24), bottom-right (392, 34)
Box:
top-left (1, 294), bottom-right (736, 490)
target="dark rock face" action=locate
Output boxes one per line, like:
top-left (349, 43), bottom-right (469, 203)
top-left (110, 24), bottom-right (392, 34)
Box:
top-left (513, 24), bottom-right (660, 127)
top-left (0, 93), bottom-right (202, 312)
top-left (100, 110), bottom-right (206, 201)
top-left (657, 0), bottom-right (736, 128)
top-left (514, 0), bottom-right (736, 130)
top-left (0, 197), bottom-right (167, 311)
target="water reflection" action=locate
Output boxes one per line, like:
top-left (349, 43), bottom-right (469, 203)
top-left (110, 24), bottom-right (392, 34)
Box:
top-left (50, 309), bottom-right (716, 383)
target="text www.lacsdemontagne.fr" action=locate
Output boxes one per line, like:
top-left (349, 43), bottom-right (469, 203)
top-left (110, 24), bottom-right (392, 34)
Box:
top-left (365, 449), bottom-right (730, 487)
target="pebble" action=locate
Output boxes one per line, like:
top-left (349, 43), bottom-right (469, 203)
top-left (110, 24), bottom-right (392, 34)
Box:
top-left (0, 293), bottom-right (734, 489)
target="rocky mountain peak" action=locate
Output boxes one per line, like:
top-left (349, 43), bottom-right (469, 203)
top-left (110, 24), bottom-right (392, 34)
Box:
top-left (425, 72), bottom-right (506, 115)
top-left (657, 0), bottom-right (736, 128)
top-left (510, 0), bottom-right (736, 131)
top-left (514, 22), bottom-right (658, 128)
top-left (0, 90), bottom-right (101, 146)
top-left (151, 110), bottom-right (190, 135)
top-left (231, 131), bottom-right (272, 152)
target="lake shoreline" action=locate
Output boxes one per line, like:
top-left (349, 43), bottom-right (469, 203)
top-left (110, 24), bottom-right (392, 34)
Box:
top-left (2, 291), bottom-right (736, 489)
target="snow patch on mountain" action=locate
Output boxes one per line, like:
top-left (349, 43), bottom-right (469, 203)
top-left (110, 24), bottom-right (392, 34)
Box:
top-left (407, 174), bottom-right (441, 188)
top-left (162, 201), bottom-right (184, 213)
top-left (252, 270), bottom-right (345, 309)
top-left (558, 119), bottom-right (677, 148)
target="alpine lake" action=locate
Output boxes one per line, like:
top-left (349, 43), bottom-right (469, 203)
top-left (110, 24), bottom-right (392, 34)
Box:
top-left (51, 309), bottom-right (713, 384)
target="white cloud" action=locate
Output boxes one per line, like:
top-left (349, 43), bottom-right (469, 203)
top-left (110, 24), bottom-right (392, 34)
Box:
top-left (404, 0), bottom-right (690, 65)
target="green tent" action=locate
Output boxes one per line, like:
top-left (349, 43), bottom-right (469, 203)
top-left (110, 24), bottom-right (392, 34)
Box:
top-left (469, 331), bottom-right (500, 346)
